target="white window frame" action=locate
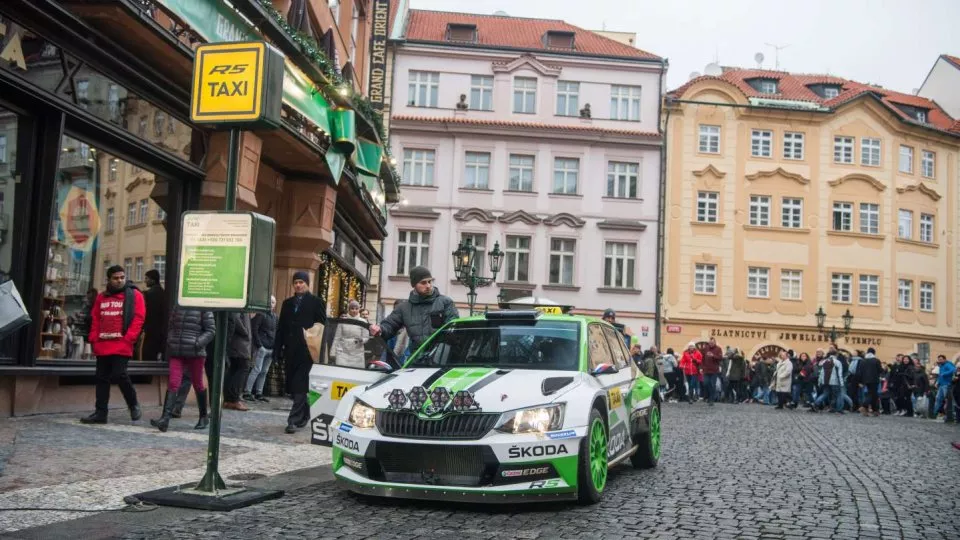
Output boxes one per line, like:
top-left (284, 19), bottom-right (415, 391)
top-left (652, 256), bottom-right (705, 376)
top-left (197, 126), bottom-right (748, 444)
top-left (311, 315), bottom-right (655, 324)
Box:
top-left (408, 71), bottom-right (439, 107)
top-left (694, 263), bottom-right (717, 295)
top-left (749, 195), bottom-right (771, 226)
top-left (508, 154), bottom-right (535, 192)
top-left (898, 279), bottom-right (912, 310)
top-left (899, 145), bottom-right (914, 174)
top-left (606, 161), bottom-right (639, 199)
top-left (747, 267), bottom-right (769, 298)
top-left (609, 85), bottom-right (641, 121)
top-left (697, 191), bottom-right (719, 223)
top-left (135, 257), bottom-right (144, 282)
top-left (106, 208), bottom-right (115, 232)
top-left (898, 209), bottom-right (913, 240)
top-left (921, 150), bottom-right (935, 179)
top-left (919, 213), bottom-right (934, 243)
top-left (402, 148), bottom-right (436, 186)
top-left (780, 269), bottom-right (802, 300)
top-left (698, 125), bottom-right (720, 154)
top-left (832, 202), bottom-right (852, 232)
top-left (859, 274), bottom-right (879, 305)
top-left (396, 230), bottom-right (431, 275)
top-left (470, 75), bottom-right (493, 111)
top-left (548, 238), bottom-right (576, 286)
top-left (861, 137), bottom-right (881, 166)
top-left (831, 273), bottom-right (852, 303)
top-left (758, 80), bottom-right (777, 94)
top-left (781, 197), bottom-right (803, 228)
top-left (513, 77), bottom-right (537, 114)
top-left (919, 282), bottom-right (934, 312)
top-left (556, 81), bottom-right (579, 117)
top-left (139, 199), bottom-right (149, 224)
top-left (123, 257), bottom-right (132, 279)
top-left (823, 86), bottom-right (840, 98)
top-left (126, 202), bottom-right (136, 227)
top-left (783, 132), bottom-right (804, 160)
top-left (504, 235), bottom-right (531, 282)
top-left (859, 203), bottom-right (879, 235)
top-left (153, 255), bottom-right (166, 282)
top-left (604, 242), bottom-right (636, 289)
top-left (833, 136), bottom-right (854, 164)
top-left (463, 152), bottom-right (490, 189)
top-left (552, 157), bottom-right (579, 194)
top-left (750, 129), bottom-right (772, 157)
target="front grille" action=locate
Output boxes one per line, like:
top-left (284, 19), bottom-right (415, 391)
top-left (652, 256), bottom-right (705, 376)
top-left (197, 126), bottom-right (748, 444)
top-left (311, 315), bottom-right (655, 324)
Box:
top-left (372, 442), bottom-right (492, 486)
top-left (376, 411), bottom-right (499, 440)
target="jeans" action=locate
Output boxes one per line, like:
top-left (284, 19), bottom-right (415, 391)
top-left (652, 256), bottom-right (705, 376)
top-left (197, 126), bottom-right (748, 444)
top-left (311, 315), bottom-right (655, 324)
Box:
top-left (686, 375), bottom-right (700, 400)
top-left (244, 346), bottom-right (274, 395)
top-left (836, 385), bottom-right (853, 411)
top-left (703, 374), bottom-right (719, 403)
top-left (815, 385), bottom-right (842, 411)
top-left (792, 383), bottom-right (801, 405)
top-left (94, 355), bottom-right (139, 412)
top-left (934, 384), bottom-right (952, 418)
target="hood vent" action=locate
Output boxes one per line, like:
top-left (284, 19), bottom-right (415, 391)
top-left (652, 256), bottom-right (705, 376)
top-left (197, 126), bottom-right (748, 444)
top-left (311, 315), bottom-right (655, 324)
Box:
top-left (541, 377), bottom-right (574, 396)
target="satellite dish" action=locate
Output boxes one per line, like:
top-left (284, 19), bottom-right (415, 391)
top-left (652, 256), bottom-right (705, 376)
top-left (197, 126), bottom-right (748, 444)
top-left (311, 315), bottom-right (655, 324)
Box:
top-left (754, 52), bottom-right (765, 67)
top-left (689, 71), bottom-right (701, 80)
top-left (704, 62), bottom-right (722, 76)
top-left (493, 10), bottom-right (508, 16)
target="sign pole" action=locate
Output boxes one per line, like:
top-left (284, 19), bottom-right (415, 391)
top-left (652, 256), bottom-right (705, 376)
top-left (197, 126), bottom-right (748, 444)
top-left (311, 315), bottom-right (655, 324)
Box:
top-left (196, 128), bottom-right (241, 493)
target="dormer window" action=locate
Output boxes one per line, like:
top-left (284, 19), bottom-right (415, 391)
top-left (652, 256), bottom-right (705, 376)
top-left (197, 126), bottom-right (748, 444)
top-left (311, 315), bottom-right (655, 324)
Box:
top-left (823, 86), bottom-right (840, 98)
top-left (915, 109), bottom-right (927, 123)
top-left (893, 103), bottom-right (930, 124)
top-left (747, 78), bottom-right (778, 94)
top-left (446, 23), bottom-right (477, 43)
top-left (543, 30), bottom-right (575, 49)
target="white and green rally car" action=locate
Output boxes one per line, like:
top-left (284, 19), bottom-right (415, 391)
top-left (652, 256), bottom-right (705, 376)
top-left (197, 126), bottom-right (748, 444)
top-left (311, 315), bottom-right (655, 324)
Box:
top-left (307, 310), bottom-right (662, 504)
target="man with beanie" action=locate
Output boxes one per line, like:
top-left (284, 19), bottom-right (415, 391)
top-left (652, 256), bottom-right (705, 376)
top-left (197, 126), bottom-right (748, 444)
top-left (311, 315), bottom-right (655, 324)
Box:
top-left (370, 266), bottom-right (458, 353)
top-left (274, 271), bottom-right (327, 433)
top-left (80, 265), bottom-right (146, 424)
top-left (141, 269), bottom-right (167, 362)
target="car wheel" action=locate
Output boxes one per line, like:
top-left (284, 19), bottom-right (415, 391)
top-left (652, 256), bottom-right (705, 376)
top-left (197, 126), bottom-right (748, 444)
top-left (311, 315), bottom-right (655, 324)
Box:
top-left (631, 404), bottom-right (661, 469)
top-left (577, 408), bottom-right (607, 504)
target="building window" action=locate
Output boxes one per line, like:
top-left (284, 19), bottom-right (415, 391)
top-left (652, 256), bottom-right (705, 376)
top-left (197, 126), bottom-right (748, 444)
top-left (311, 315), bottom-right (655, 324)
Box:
top-left (749, 195), bottom-right (770, 226)
top-left (329, 0), bottom-right (340, 22)
top-left (553, 158), bottom-right (579, 194)
top-left (126, 202), bottom-right (137, 226)
top-left (556, 81), bottom-right (579, 116)
top-left (833, 136), bottom-right (854, 164)
top-left (898, 279), bottom-right (912, 309)
top-left (698, 125), bottom-right (720, 154)
top-left (915, 110), bottom-right (927, 123)
top-left (920, 282), bottom-right (934, 312)
top-left (124, 257), bottom-right (133, 279)
top-left (780, 269), bottom-right (802, 300)
top-left (751, 129), bottom-right (772, 157)
top-left (899, 145), bottom-right (914, 174)
top-left (859, 275), bottom-right (879, 305)
top-left (135, 257), bottom-right (144, 282)
top-left (747, 267), bottom-right (769, 298)
top-left (513, 77), bottom-right (537, 114)
top-left (898, 209), bottom-right (913, 239)
top-left (861, 137), bottom-right (881, 166)
top-left (783, 132), bottom-right (804, 160)
top-left (832, 202), bottom-right (852, 231)
top-left (470, 75), bottom-right (493, 111)
top-left (921, 150), bottom-right (935, 178)
top-left (504, 235), bottom-right (530, 282)
top-left (604, 242), bottom-right (636, 289)
top-left (548, 238), bottom-right (575, 285)
top-left (106, 208), bottom-right (115, 232)
top-left (758, 79), bottom-right (777, 94)
top-left (781, 197), bottom-right (803, 228)
top-left (153, 255), bottom-right (166, 282)
top-left (108, 158), bottom-right (118, 181)
top-left (396, 230), bottom-right (430, 275)
top-left (824, 86), bottom-right (840, 98)
top-left (859, 203), bottom-right (879, 235)
top-left (694, 263), bottom-right (717, 295)
top-left (107, 84), bottom-right (120, 121)
top-left (508, 154), bottom-right (535, 192)
top-left (156, 207), bottom-right (166, 221)
top-left (610, 85), bottom-right (641, 121)
top-left (408, 71), bottom-right (439, 107)
top-left (919, 213), bottom-right (934, 243)
top-left (697, 191), bottom-right (719, 223)
top-left (0, 135), bottom-right (6, 163)
top-left (606, 161), bottom-right (639, 199)
top-left (460, 233), bottom-right (487, 276)
top-left (831, 273), bottom-right (852, 303)
top-left (139, 199), bottom-right (149, 224)
top-left (402, 149), bottom-right (435, 186)
top-left (463, 152), bottom-right (490, 189)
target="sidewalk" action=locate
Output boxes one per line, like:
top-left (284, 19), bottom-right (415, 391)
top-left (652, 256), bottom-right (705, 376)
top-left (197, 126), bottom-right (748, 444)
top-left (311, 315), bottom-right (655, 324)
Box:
top-left (0, 398), bottom-right (331, 534)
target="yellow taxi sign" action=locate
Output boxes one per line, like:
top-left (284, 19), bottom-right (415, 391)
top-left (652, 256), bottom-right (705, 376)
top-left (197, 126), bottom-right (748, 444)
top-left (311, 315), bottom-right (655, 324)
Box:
top-left (534, 306), bottom-right (563, 315)
top-left (190, 41), bottom-right (283, 127)
top-left (331, 381), bottom-right (357, 401)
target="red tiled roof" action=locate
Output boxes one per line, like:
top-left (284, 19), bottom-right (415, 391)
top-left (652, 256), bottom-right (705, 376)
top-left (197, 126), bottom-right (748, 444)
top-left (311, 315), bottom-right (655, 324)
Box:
top-left (391, 114), bottom-right (659, 138)
top-left (943, 54), bottom-right (960, 69)
top-left (403, 10), bottom-right (661, 61)
top-left (669, 68), bottom-right (960, 135)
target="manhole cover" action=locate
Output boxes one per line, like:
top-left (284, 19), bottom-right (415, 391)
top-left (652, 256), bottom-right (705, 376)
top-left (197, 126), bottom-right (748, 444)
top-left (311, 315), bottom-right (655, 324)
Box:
top-left (227, 473), bottom-right (267, 481)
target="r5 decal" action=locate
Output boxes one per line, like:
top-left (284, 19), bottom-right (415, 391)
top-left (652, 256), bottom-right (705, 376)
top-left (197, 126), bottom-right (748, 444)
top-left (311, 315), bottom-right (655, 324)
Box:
top-left (529, 479), bottom-right (563, 489)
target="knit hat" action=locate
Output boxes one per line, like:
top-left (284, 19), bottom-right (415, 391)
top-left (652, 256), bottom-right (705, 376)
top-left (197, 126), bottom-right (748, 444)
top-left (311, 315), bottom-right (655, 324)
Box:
top-left (145, 269), bottom-right (160, 282)
top-left (409, 266), bottom-right (432, 286)
top-left (292, 271), bottom-right (309, 285)
top-left (867, 347), bottom-right (876, 355)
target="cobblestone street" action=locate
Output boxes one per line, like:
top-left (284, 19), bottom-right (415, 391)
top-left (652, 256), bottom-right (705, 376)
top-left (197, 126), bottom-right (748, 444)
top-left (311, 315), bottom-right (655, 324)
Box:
top-left (77, 403), bottom-right (960, 540)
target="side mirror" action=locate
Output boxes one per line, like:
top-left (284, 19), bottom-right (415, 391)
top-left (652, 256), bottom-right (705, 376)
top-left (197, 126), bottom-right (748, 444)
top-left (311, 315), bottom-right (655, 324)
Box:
top-left (591, 363), bottom-right (619, 376)
top-left (367, 360), bottom-right (394, 373)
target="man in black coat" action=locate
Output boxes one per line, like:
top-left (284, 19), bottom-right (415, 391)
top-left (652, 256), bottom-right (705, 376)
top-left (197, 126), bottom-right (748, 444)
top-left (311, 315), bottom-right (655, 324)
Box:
top-left (141, 270), bottom-right (167, 361)
top-left (858, 348), bottom-right (882, 416)
top-left (274, 271), bottom-right (327, 434)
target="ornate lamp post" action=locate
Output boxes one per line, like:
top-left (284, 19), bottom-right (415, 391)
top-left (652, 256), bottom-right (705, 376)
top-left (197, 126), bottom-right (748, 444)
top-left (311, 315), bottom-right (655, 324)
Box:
top-left (452, 238), bottom-right (504, 315)
top-left (814, 306), bottom-right (853, 344)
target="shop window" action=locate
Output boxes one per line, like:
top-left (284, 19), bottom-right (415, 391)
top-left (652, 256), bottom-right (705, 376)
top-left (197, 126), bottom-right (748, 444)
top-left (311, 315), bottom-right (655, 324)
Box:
top-left (0, 107), bottom-right (20, 359)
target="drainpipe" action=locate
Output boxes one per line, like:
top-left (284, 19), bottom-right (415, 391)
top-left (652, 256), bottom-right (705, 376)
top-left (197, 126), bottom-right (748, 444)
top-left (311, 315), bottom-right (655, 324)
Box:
top-left (654, 58), bottom-right (668, 349)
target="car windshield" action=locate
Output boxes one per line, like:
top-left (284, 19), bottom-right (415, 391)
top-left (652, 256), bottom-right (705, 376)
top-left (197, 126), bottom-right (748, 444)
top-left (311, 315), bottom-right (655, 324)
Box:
top-left (407, 319), bottom-right (581, 371)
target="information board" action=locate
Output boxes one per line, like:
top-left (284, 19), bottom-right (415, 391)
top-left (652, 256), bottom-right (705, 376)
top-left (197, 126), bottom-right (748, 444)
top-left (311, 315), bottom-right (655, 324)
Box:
top-left (177, 213), bottom-right (253, 309)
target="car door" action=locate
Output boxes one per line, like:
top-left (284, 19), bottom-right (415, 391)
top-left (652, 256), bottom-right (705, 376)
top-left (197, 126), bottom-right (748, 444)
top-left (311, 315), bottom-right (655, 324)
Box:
top-left (587, 323), bottom-right (633, 460)
top-left (308, 318), bottom-right (400, 446)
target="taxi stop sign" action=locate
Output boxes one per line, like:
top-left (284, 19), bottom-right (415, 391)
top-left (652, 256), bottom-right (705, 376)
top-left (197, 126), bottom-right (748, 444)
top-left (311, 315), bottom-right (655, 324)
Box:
top-left (190, 41), bottom-right (283, 128)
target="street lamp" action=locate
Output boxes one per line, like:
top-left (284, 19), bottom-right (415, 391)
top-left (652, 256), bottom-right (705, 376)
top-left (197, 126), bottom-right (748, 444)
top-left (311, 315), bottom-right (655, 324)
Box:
top-left (451, 239), bottom-right (504, 315)
top-left (814, 306), bottom-right (853, 344)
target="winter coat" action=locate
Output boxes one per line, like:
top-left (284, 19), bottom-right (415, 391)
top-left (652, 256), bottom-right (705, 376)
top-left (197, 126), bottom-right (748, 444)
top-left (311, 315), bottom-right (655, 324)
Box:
top-left (679, 349), bottom-right (702, 376)
top-left (752, 361), bottom-right (773, 387)
top-left (274, 292), bottom-right (327, 395)
top-left (659, 353), bottom-right (677, 374)
top-left (378, 288), bottom-right (458, 353)
top-left (89, 282), bottom-right (146, 358)
top-left (858, 353), bottom-right (882, 385)
top-left (936, 361), bottom-right (956, 387)
top-left (142, 284), bottom-right (168, 346)
top-left (771, 358), bottom-right (793, 393)
top-left (818, 357), bottom-right (843, 387)
top-left (226, 312), bottom-right (251, 360)
top-left (800, 358), bottom-right (818, 384)
top-left (166, 307), bottom-right (215, 358)
top-left (251, 311), bottom-right (278, 350)
top-left (333, 317), bottom-right (370, 369)
top-left (701, 344), bottom-right (724, 374)
top-left (727, 354), bottom-right (747, 381)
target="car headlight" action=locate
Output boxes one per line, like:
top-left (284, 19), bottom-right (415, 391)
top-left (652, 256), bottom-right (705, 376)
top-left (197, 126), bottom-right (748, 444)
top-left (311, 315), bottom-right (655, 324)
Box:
top-left (348, 400), bottom-right (377, 429)
top-left (495, 404), bottom-right (565, 434)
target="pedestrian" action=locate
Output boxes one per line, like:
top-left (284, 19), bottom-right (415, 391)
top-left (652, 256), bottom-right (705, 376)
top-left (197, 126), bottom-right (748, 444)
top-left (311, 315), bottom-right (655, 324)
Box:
top-left (359, 308), bottom-right (371, 323)
top-left (772, 351), bottom-right (793, 409)
top-left (370, 266), bottom-right (458, 353)
top-left (151, 306), bottom-right (215, 432)
top-left (911, 356), bottom-right (929, 416)
top-left (701, 337), bottom-right (723, 406)
top-left (811, 350), bottom-right (843, 413)
top-left (892, 354), bottom-right (916, 417)
top-left (727, 348), bottom-right (747, 403)
top-left (679, 343), bottom-right (702, 404)
top-left (601, 309), bottom-right (631, 349)
top-left (222, 311), bottom-right (252, 411)
top-left (80, 265), bottom-right (145, 424)
top-left (933, 354), bottom-right (956, 422)
top-left (141, 269), bottom-right (167, 362)
top-left (243, 296), bottom-right (278, 402)
top-left (333, 300), bottom-right (369, 369)
top-left (659, 347), bottom-right (679, 401)
top-left (275, 271), bottom-right (327, 434)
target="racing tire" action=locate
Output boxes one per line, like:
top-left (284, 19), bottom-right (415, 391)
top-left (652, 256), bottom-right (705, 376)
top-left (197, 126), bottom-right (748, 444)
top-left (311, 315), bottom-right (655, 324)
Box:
top-left (576, 408), bottom-right (607, 505)
top-left (630, 404), bottom-right (661, 469)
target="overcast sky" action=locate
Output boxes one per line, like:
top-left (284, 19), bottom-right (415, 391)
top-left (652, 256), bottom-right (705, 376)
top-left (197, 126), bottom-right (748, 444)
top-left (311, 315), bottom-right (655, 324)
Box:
top-left (409, 0), bottom-right (960, 94)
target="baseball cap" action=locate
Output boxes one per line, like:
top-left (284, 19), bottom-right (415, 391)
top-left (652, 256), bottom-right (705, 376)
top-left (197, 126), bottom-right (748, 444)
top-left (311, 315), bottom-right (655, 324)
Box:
top-left (602, 309), bottom-right (616, 318)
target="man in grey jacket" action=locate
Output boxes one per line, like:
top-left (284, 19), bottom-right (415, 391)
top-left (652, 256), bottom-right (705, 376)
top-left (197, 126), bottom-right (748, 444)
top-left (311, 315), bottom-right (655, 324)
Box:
top-left (370, 266), bottom-right (458, 354)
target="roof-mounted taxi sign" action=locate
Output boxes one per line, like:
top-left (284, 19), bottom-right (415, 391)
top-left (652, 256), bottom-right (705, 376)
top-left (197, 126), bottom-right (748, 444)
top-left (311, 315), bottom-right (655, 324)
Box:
top-left (190, 41), bottom-right (284, 129)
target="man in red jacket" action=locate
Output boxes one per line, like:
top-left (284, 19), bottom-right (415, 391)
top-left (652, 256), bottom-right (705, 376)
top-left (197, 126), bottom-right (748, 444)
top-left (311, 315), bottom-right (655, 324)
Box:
top-left (701, 337), bottom-right (724, 406)
top-left (80, 265), bottom-right (146, 424)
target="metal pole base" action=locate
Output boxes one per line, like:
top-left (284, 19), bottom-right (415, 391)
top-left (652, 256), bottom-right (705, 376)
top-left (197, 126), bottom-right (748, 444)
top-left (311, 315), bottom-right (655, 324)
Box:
top-left (196, 469), bottom-right (227, 492)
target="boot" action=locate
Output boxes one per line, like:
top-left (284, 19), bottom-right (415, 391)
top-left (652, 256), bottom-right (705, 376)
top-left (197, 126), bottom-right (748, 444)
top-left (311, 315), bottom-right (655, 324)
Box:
top-left (195, 390), bottom-right (209, 430)
top-left (80, 410), bottom-right (107, 424)
top-left (129, 404), bottom-right (142, 421)
top-left (149, 391), bottom-right (177, 432)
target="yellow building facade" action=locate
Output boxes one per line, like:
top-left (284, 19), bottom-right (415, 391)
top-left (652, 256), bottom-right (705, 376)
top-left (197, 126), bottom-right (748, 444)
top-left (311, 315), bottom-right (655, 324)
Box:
top-left (662, 70), bottom-right (960, 363)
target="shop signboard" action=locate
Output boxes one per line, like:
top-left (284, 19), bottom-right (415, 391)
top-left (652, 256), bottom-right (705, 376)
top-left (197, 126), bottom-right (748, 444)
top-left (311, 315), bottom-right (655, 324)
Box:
top-left (190, 41), bottom-right (284, 128)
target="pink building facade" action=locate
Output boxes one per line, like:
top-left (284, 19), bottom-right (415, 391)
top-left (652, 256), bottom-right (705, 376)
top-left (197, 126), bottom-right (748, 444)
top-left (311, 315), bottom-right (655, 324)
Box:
top-left (381, 10), bottom-right (666, 346)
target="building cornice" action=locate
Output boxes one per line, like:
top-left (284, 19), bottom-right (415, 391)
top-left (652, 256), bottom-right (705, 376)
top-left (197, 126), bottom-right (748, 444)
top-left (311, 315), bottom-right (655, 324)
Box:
top-left (391, 114), bottom-right (661, 144)
top-left (543, 212), bottom-right (586, 228)
top-left (453, 207), bottom-right (497, 223)
top-left (498, 209), bottom-right (542, 225)
top-left (745, 167), bottom-right (810, 185)
top-left (896, 182), bottom-right (941, 202)
top-left (828, 173), bottom-right (886, 192)
top-left (692, 164), bottom-right (726, 178)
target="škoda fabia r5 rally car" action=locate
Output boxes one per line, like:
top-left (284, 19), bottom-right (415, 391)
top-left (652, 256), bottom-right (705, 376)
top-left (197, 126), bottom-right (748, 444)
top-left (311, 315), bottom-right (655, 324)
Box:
top-left (307, 310), bottom-right (661, 504)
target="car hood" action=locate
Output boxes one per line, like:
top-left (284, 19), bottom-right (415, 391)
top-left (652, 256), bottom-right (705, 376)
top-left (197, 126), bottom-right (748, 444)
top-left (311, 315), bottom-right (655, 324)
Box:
top-left (355, 366), bottom-right (584, 413)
